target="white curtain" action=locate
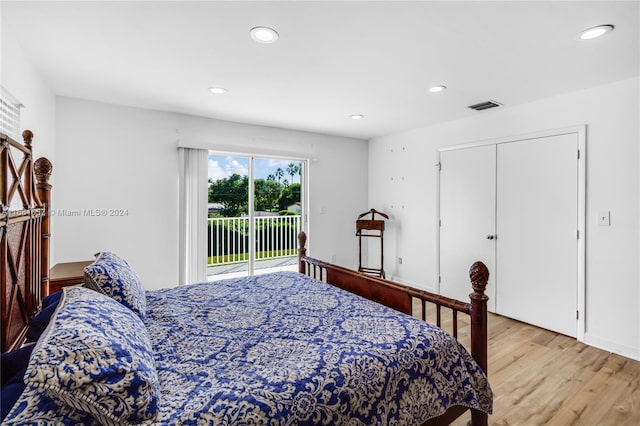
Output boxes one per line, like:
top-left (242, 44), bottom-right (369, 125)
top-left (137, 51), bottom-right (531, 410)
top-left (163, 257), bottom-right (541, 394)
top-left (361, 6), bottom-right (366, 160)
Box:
top-left (178, 147), bottom-right (208, 285)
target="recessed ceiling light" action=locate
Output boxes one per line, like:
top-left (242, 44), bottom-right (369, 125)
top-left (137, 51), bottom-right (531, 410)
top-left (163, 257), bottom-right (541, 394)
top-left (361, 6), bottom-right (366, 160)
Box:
top-left (350, 114), bottom-right (364, 120)
top-left (429, 85), bottom-right (447, 93)
top-left (250, 26), bottom-right (279, 43)
top-left (578, 24), bottom-right (614, 40)
top-left (208, 87), bottom-right (227, 94)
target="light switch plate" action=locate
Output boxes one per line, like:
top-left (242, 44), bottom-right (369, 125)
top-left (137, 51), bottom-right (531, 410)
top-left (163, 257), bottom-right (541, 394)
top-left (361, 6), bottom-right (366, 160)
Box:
top-left (597, 211), bottom-right (610, 226)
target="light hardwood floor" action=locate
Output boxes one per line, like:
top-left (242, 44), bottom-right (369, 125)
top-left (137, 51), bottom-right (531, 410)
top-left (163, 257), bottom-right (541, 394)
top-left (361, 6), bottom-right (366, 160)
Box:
top-left (415, 305), bottom-right (640, 425)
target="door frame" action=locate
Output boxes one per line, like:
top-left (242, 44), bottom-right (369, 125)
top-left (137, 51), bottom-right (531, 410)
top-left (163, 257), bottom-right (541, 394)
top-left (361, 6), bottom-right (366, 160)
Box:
top-left (436, 125), bottom-right (586, 341)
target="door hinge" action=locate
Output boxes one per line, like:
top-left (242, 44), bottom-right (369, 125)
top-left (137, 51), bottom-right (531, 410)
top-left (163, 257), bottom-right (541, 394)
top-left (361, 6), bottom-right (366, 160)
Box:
top-left (436, 162), bottom-right (441, 171)
top-left (577, 230), bottom-right (580, 239)
top-left (577, 150), bottom-right (580, 160)
top-left (576, 310), bottom-right (579, 320)
top-left (439, 219), bottom-right (442, 227)
top-left (439, 275), bottom-right (442, 283)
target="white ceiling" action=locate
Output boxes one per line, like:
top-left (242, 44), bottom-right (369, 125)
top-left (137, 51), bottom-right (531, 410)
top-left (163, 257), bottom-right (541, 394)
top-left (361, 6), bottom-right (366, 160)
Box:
top-left (2, 1), bottom-right (638, 140)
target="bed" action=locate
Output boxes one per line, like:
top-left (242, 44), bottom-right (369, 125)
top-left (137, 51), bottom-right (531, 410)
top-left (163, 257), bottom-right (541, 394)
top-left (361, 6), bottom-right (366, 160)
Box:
top-left (1, 130), bottom-right (492, 425)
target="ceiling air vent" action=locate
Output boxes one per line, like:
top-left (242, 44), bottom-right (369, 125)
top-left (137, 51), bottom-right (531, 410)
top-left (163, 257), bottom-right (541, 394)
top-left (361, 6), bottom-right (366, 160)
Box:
top-left (468, 100), bottom-right (502, 111)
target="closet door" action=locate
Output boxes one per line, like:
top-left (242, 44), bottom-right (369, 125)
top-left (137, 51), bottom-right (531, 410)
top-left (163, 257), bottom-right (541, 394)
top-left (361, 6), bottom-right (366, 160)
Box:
top-left (496, 133), bottom-right (578, 337)
top-left (439, 145), bottom-right (496, 311)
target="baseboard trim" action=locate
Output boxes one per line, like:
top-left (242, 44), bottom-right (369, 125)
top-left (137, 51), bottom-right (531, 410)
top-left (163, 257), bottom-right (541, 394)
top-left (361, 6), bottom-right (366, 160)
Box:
top-left (584, 333), bottom-right (640, 361)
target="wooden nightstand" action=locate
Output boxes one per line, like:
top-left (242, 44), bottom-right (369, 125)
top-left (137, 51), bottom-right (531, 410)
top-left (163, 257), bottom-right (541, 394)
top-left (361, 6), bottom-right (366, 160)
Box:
top-left (49, 260), bottom-right (93, 294)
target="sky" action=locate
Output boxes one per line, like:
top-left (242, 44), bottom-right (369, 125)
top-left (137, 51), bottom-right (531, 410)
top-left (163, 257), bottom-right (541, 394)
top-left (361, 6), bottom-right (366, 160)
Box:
top-left (208, 154), bottom-right (301, 182)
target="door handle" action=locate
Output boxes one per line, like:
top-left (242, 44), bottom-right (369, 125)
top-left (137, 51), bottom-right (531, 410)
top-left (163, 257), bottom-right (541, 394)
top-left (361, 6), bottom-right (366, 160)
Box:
top-left (486, 235), bottom-right (496, 240)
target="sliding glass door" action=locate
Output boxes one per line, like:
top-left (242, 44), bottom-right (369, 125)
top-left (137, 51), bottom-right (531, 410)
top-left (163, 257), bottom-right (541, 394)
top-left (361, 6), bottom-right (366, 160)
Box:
top-left (207, 153), bottom-right (305, 280)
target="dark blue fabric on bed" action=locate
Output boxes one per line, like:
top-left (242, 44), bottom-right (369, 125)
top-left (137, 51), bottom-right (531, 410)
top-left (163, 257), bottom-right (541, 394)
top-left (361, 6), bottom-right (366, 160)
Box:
top-left (25, 291), bottom-right (62, 343)
top-left (1, 345), bottom-right (35, 421)
top-left (1, 344), bottom-right (34, 387)
top-left (42, 290), bottom-right (62, 309)
top-left (1, 369), bottom-right (28, 421)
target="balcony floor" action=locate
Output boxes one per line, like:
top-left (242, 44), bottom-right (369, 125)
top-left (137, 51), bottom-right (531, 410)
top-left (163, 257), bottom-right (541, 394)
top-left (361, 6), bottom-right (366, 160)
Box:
top-left (207, 256), bottom-right (298, 281)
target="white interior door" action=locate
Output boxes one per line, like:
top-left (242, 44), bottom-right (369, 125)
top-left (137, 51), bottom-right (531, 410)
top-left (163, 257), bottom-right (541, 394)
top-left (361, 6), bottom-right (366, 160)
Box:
top-left (439, 145), bottom-right (496, 311)
top-left (496, 133), bottom-right (578, 336)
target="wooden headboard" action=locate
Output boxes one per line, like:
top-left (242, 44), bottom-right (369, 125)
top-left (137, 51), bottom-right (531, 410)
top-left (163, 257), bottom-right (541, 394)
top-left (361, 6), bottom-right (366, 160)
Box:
top-left (1, 130), bottom-right (52, 353)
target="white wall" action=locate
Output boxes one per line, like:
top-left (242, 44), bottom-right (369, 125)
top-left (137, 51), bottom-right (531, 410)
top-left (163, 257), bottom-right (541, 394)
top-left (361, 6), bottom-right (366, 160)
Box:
top-left (1, 32), bottom-right (56, 161)
top-left (368, 77), bottom-right (640, 360)
top-left (1, 30), bottom-right (57, 263)
top-left (54, 97), bottom-right (368, 289)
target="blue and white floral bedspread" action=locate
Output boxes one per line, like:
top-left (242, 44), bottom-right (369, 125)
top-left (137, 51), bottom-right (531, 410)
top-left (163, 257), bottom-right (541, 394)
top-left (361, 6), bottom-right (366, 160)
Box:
top-left (4, 271), bottom-right (492, 425)
top-left (145, 271), bottom-right (492, 425)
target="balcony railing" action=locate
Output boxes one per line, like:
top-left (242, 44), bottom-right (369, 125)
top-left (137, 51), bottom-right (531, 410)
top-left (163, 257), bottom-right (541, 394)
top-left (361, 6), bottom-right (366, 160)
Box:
top-left (208, 215), bottom-right (302, 267)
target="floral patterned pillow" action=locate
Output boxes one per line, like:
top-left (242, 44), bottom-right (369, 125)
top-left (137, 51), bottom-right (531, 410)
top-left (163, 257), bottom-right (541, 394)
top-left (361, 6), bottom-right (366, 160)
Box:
top-left (23, 286), bottom-right (159, 425)
top-left (84, 251), bottom-right (146, 318)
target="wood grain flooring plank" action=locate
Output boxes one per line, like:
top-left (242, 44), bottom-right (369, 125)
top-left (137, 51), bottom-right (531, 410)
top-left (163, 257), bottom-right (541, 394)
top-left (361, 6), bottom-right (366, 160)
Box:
top-left (547, 353), bottom-right (640, 426)
top-left (443, 314), bottom-right (640, 425)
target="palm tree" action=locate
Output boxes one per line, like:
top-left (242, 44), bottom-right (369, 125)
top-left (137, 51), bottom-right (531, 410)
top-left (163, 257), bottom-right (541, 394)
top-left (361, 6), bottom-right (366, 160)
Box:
top-left (294, 163), bottom-right (301, 183)
top-left (286, 163), bottom-right (296, 183)
top-left (286, 163), bottom-right (302, 184)
top-left (275, 168), bottom-right (284, 183)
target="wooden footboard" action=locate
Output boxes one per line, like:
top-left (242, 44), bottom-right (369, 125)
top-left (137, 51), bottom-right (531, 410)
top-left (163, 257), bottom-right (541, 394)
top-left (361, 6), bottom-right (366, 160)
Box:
top-left (297, 231), bottom-right (489, 426)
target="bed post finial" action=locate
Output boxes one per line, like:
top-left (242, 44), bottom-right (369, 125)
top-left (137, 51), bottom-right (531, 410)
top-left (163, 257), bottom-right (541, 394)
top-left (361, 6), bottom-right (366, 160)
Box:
top-left (22, 129), bottom-right (34, 148)
top-left (298, 231), bottom-right (307, 274)
top-left (34, 157), bottom-right (53, 185)
top-left (470, 261), bottom-right (489, 296)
